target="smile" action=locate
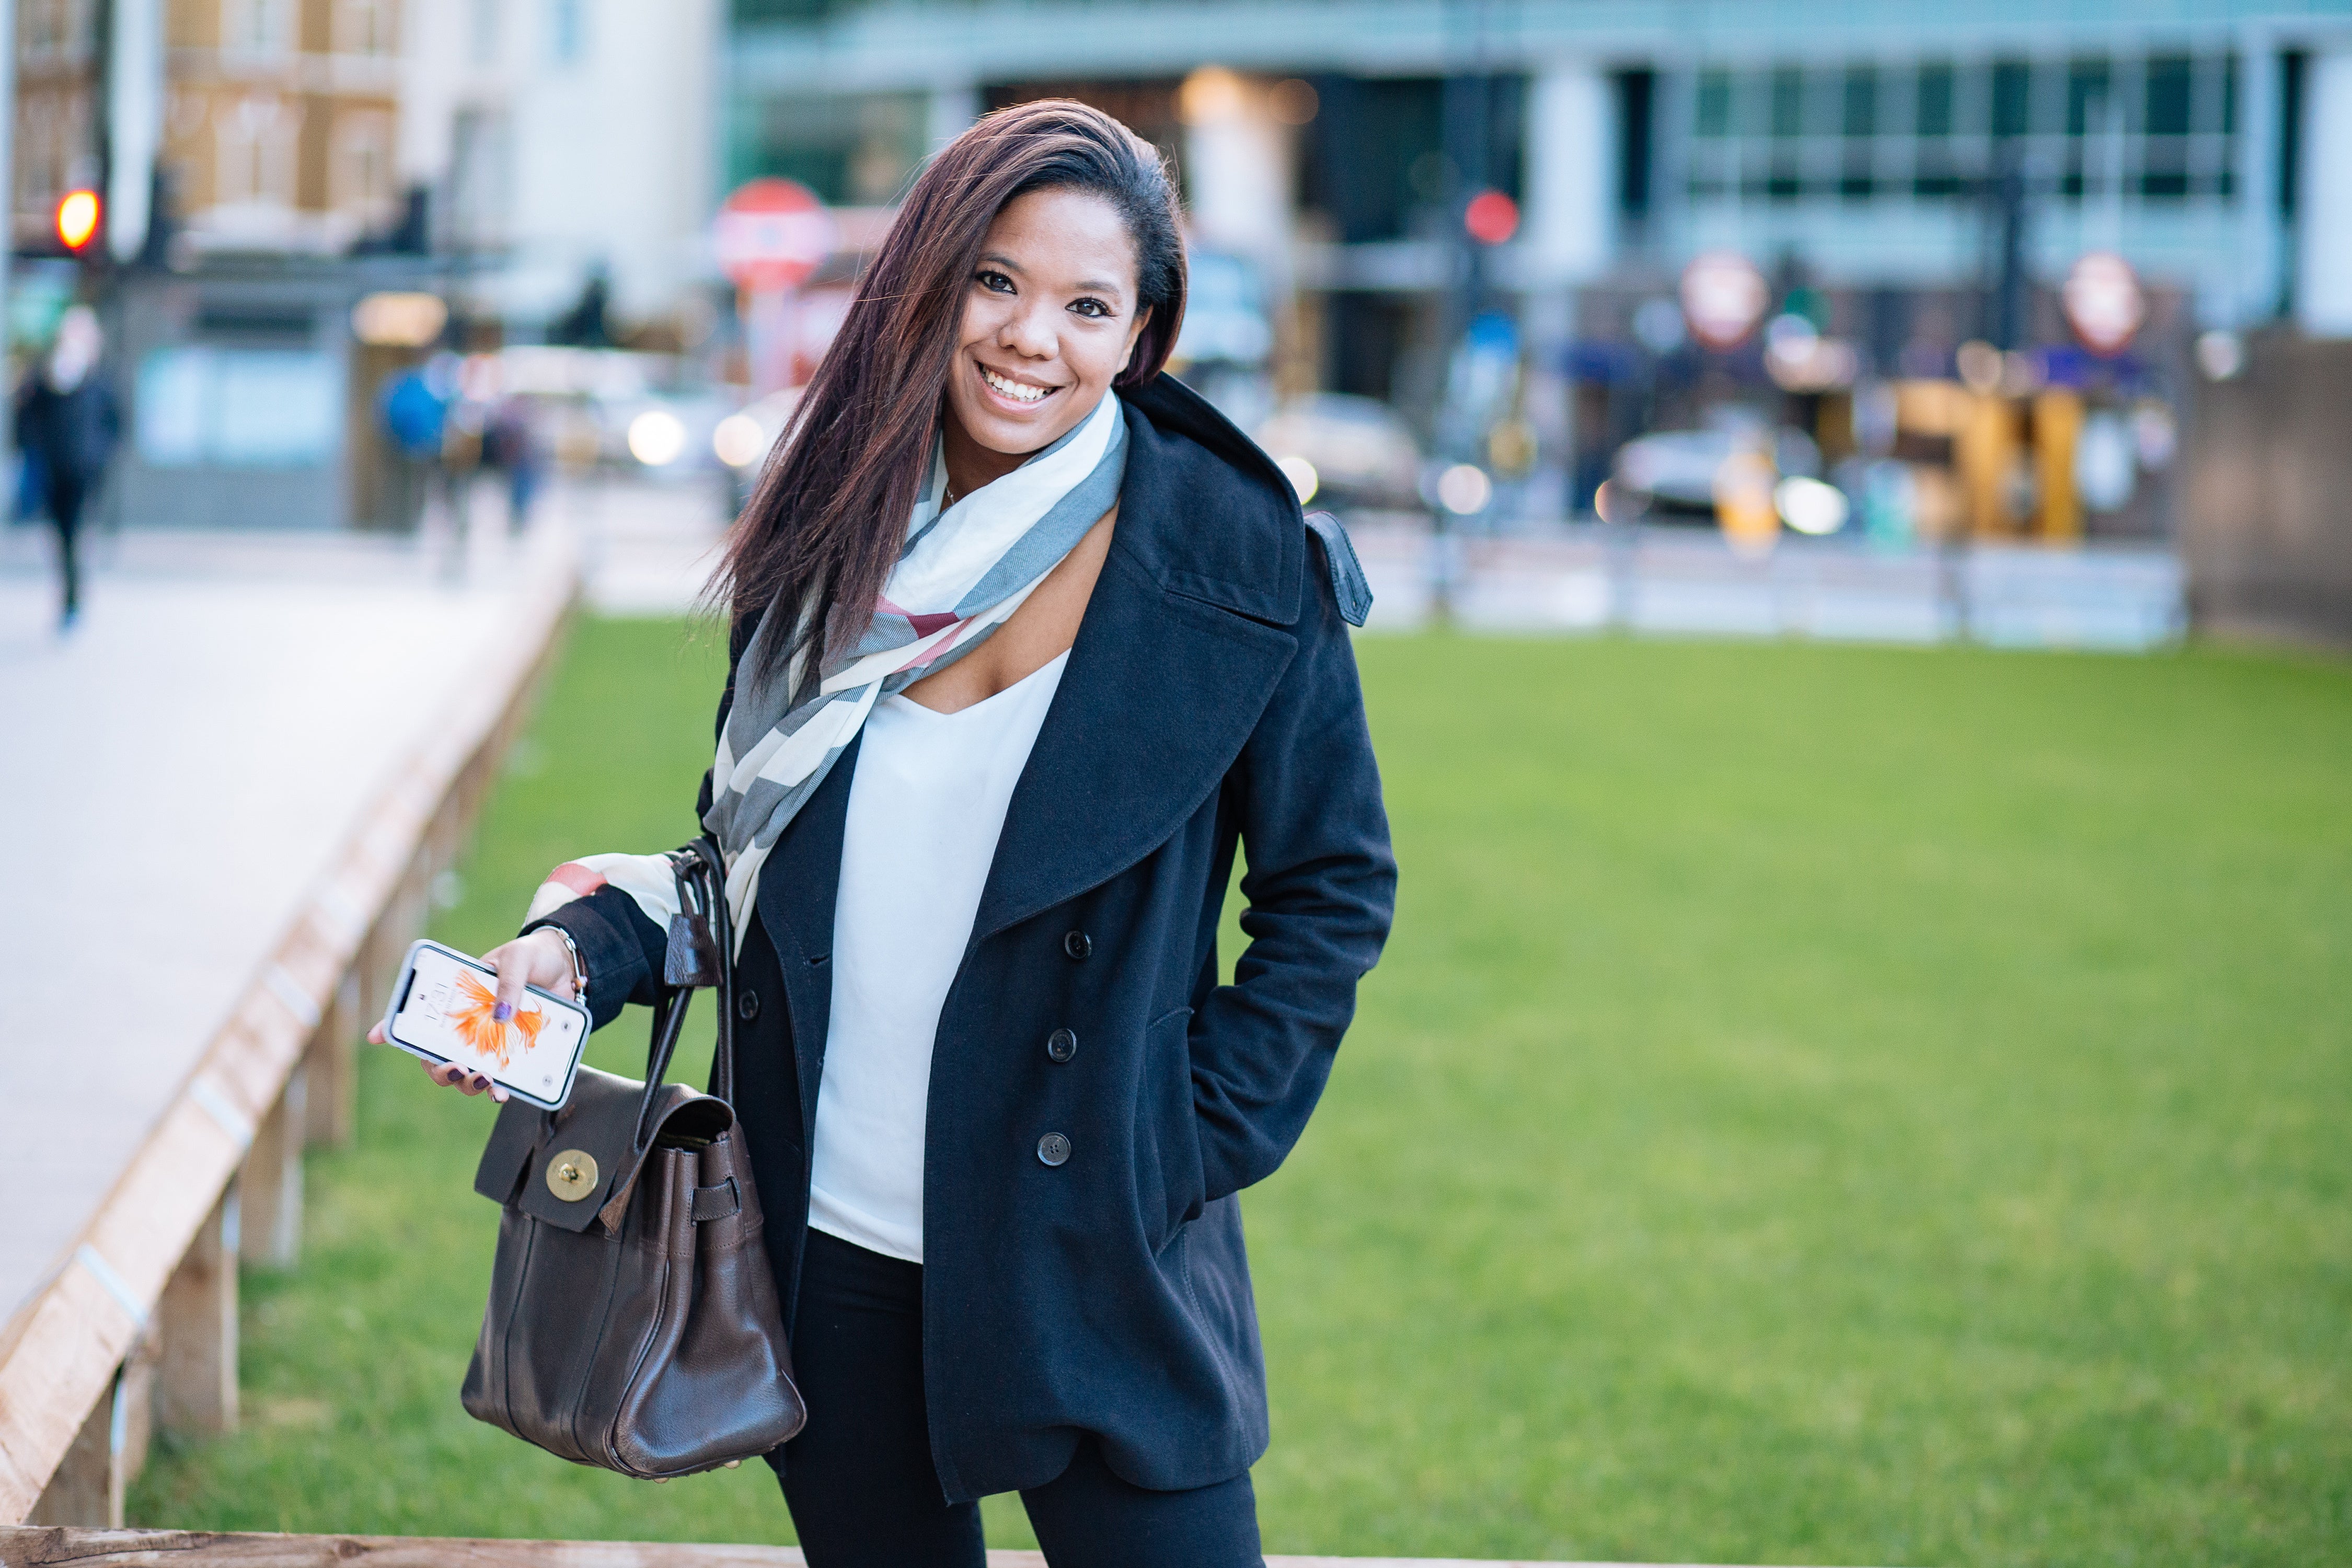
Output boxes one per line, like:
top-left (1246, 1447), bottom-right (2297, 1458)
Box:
top-left (978, 364), bottom-right (1059, 405)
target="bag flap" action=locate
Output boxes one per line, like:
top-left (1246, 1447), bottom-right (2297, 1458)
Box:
top-left (472, 1096), bottom-right (546, 1206)
top-left (470, 1066), bottom-right (662, 1233)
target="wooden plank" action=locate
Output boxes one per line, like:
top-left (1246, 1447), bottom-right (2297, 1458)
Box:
top-left (21, 1320), bottom-right (154, 1534)
top-left (19, 1400), bottom-right (107, 1529)
top-left (0, 1192), bottom-right (198, 1511)
top-left (111, 1329), bottom-right (159, 1528)
top-left (153, 1193), bottom-right (236, 1439)
top-left (0, 1531), bottom-right (811, 1566)
top-left (0, 1530), bottom-right (1687, 1568)
top-left (237, 1074), bottom-right (305, 1271)
top-left (0, 543), bottom-right (578, 1523)
top-left (301, 978), bottom-right (360, 1150)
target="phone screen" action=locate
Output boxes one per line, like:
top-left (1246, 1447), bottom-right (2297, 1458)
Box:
top-left (389, 943), bottom-right (587, 1105)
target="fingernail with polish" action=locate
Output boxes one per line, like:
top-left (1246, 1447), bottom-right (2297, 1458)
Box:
top-left (493, 1002), bottom-right (513, 1021)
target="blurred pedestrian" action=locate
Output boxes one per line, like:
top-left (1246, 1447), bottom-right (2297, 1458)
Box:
top-left (13, 306), bottom-right (119, 632)
top-left (378, 360), bottom-right (448, 531)
top-left (483, 395), bottom-right (545, 533)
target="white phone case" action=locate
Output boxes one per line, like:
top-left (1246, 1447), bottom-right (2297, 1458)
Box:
top-left (380, 939), bottom-right (593, 1110)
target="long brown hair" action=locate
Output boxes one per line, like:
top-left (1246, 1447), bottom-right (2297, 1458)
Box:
top-left (714, 100), bottom-right (1188, 689)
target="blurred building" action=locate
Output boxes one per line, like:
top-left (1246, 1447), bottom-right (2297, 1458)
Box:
top-left (6, 0), bottom-right (725, 531)
top-left (402, 0), bottom-right (720, 336)
top-left (9, 0), bottom-right (720, 335)
top-left (725, 0), bottom-right (2352, 569)
top-left (726, 1), bottom-right (2348, 338)
top-left (12, 0), bottom-right (405, 260)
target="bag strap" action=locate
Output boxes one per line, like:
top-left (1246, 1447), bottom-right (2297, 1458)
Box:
top-left (689, 836), bottom-right (737, 1105)
top-left (628, 838), bottom-right (734, 1151)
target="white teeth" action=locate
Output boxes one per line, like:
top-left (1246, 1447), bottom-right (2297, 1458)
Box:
top-left (981, 366), bottom-right (1051, 403)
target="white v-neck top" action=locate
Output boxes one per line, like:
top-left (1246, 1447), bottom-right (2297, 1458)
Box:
top-left (806, 651), bottom-right (1070, 1263)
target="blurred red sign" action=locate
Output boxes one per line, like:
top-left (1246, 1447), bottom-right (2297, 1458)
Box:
top-left (716, 179), bottom-right (836, 293)
top-left (2062, 251), bottom-right (2145, 357)
top-left (1463, 190), bottom-right (1519, 246)
top-left (1680, 251), bottom-right (1768, 351)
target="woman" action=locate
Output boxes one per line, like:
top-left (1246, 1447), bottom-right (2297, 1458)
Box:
top-left (395, 102), bottom-right (1393, 1565)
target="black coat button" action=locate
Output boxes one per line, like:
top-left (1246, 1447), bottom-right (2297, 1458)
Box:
top-left (1046, 1028), bottom-right (1078, 1063)
top-left (736, 988), bottom-right (760, 1022)
top-left (1063, 930), bottom-right (1092, 961)
top-left (1036, 1133), bottom-right (1071, 1167)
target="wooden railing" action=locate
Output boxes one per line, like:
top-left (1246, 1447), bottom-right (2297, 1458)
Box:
top-left (0, 1527), bottom-right (1612, 1567)
top-left (0, 544), bottom-right (579, 1528)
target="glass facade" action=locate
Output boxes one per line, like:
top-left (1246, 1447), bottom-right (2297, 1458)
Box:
top-left (726, 90), bottom-right (927, 205)
top-left (1686, 53), bottom-right (2242, 210)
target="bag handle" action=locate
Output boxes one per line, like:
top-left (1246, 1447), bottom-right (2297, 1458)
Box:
top-left (628, 837), bottom-right (734, 1152)
top-left (694, 837), bottom-right (737, 1105)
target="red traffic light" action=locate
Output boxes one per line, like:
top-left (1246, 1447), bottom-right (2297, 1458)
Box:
top-left (1463, 189), bottom-right (1519, 246)
top-left (56, 190), bottom-right (100, 251)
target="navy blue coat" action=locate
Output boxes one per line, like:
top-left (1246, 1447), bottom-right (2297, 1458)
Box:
top-left (537, 374), bottom-right (1396, 1500)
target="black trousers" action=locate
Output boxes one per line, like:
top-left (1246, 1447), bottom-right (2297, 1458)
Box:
top-left (774, 1228), bottom-right (1263, 1568)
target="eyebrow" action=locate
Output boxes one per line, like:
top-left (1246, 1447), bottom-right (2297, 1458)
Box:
top-left (977, 251), bottom-right (1127, 299)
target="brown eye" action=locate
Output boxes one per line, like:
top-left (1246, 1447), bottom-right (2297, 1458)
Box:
top-left (976, 270), bottom-right (1015, 293)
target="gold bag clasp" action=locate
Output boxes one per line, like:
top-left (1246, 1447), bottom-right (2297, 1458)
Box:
top-left (546, 1149), bottom-right (599, 1202)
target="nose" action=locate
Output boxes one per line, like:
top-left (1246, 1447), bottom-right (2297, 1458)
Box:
top-left (999, 297), bottom-right (1058, 362)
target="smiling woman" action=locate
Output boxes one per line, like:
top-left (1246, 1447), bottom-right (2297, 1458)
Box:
top-left (953, 189), bottom-right (1149, 451)
top-left (410, 100), bottom-right (1393, 1568)
top-left (714, 102), bottom-right (1188, 694)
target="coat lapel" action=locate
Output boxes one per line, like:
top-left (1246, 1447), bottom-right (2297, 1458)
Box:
top-left (973, 505), bottom-right (1297, 946)
top-left (754, 731), bottom-right (858, 1135)
top-left (756, 376), bottom-right (1308, 975)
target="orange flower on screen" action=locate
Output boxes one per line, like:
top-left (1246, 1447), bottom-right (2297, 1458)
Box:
top-left (449, 970), bottom-right (515, 1066)
top-left (511, 1005), bottom-right (547, 1053)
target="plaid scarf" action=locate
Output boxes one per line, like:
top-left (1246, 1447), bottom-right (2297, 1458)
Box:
top-left (531, 390), bottom-right (1127, 948)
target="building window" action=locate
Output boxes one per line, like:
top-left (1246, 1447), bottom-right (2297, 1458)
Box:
top-left (449, 108), bottom-right (512, 246)
top-left (25, 0), bottom-right (96, 58)
top-left (217, 95), bottom-right (295, 207)
top-left (337, 0), bottom-right (394, 54)
top-left (334, 111), bottom-right (396, 223)
top-left (1687, 52), bottom-right (2240, 210)
top-left (1842, 68), bottom-right (1877, 139)
top-left (222, 0), bottom-right (293, 55)
top-left (1991, 60), bottom-right (2033, 139)
top-left (471, 0), bottom-right (500, 66)
top-left (1769, 67), bottom-right (1804, 139)
top-left (1697, 70), bottom-right (1731, 139)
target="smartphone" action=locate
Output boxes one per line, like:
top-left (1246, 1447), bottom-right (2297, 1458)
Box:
top-left (381, 939), bottom-right (592, 1110)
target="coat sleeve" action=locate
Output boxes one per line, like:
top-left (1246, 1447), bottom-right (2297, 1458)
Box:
top-left (520, 612), bottom-right (756, 1031)
top-left (524, 887), bottom-right (665, 1031)
top-left (1188, 536), bottom-right (1397, 1204)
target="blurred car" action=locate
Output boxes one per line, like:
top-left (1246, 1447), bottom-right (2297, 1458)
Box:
top-left (1252, 394), bottom-right (1422, 510)
top-left (1612, 423), bottom-right (1823, 520)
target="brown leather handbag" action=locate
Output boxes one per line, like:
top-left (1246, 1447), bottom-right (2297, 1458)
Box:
top-left (461, 838), bottom-right (806, 1479)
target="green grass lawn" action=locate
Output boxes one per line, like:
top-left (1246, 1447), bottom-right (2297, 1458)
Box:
top-left (129, 620), bottom-right (2352, 1565)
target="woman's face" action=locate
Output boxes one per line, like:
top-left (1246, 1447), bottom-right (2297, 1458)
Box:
top-left (946, 187), bottom-right (1151, 460)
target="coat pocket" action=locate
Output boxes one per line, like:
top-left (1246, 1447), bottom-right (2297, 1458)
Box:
top-left (1134, 1006), bottom-right (1204, 1252)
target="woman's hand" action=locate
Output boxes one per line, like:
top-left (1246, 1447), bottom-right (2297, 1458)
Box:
top-left (365, 927), bottom-right (580, 1103)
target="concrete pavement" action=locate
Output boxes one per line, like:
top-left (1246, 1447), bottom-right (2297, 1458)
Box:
top-left (0, 515), bottom-right (570, 1331)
